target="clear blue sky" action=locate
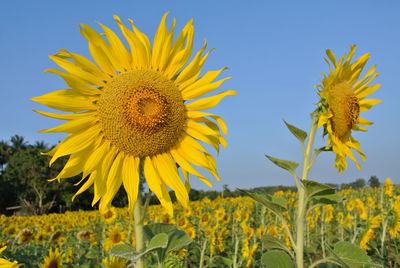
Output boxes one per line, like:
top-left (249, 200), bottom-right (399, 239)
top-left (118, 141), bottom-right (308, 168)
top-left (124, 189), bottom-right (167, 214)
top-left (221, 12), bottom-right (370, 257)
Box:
top-left (1, 0), bottom-right (399, 190)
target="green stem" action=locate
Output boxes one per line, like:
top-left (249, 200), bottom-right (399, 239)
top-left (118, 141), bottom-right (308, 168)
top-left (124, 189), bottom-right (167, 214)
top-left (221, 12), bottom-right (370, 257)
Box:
top-left (295, 114), bottom-right (318, 268)
top-left (233, 233), bottom-right (239, 268)
top-left (199, 239), bottom-right (207, 268)
top-left (134, 187), bottom-right (145, 268)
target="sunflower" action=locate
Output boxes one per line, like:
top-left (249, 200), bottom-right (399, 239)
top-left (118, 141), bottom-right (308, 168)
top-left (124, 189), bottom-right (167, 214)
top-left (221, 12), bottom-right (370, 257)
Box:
top-left (0, 246), bottom-right (22, 267)
top-left (31, 13), bottom-right (235, 215)
top-left (41, 248), bottom-right (63, 268)
top-left (316, 45), bottom-right (381, 173)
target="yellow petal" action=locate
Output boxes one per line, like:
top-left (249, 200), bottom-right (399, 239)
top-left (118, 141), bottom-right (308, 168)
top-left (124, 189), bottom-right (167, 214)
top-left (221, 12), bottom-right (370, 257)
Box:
top-left (92, 146), bottom-right (118, 206)
top-left (355, 84), bottom-right (380, 100)
top-left (48, 55), bottom-right (106, 86)
top-left (185, 90), bottom-right (237, 111)
top-left (32, 109), bottom-right (95, 120)
top-left (56, 49), bottom-right (109, 81)
top-left (175, 41), bottom-right (208, 86)
top-left (45, 69), bottom-right (102, 96)
top-left (152, 153), bottom-right (189, 207)
top-left (50, 147), bottom-right (93, 181)
top-left (49, 126), bottom-right (101, 165)
top-left (164, 19), bottom-right (194, 78)
top-left (187, 111), bottom-right (228, 135)
top-left (359, 99), bottom-right (382, 112)
top-left (357, 117), bottom-right (374, 126)
top-left (114, 15), bottom-right (149, 69)
top-left (187, 120), bottom-right (219, 136)
top-left (99, 23), bottom-right (131, 71)
top-left (39, 114), bottom-right (98, 133)
top-left (151, 13), bottom-right (171, 71)
top-left (122, 155), bottom-right (140, 212)
top-left (99, 152), bottom-right (124, 212)
top-left (182, 77), bottom-right (232, 100)
top-left (170, 148), bottom-right (213, 188)
top-left (185, 127), bottom-right (220, 152)
top-left (31, 89), bottom-right (96, 112)
top-left (144, 157), bottom-right (173, 215)
top-left (80, 24), bottom-right (116, 75)
top-left (72, 171), bottom-right (96, 200)
top-left (83, 140), bottom-right (110, 174)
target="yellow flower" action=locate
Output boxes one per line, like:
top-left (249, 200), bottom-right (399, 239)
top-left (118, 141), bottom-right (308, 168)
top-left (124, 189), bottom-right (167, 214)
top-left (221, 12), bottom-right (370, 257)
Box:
top-left (359, 228), bottom-right (375, 250)
top-left (76, 229), bottom-right (95, 242)
top-left (384, 178), bottom-right (394, 197)
top-left (31, 13), bottom-right (235, 215)
top-left (104, 226), bottom-right (126, 251)
top-left (102, 256), bottom-right (127, 268)
top-left (316, 45), bottom-right (381, 173)
top-left (324, 205), bottom-right (334, 223)
top-left (0, 247), bottom-right (22, 267)
top-left (18, 228), bottom-right (34, 244)
top-left (355, 198), bottom-right (368, 220)
top-left (100, 207), bottom-right (118, 224)
top-left (41, 248), bottom-right (63, 268)
top-left (65, 247), bottom-right (74, 264)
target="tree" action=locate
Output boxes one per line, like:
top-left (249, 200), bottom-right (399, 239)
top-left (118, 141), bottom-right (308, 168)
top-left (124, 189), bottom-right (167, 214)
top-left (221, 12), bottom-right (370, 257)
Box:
top-left (0, 140), bottom-right (10, 172)
top-left (368, 176), bottom-right (380, 188)
top-left (10, 135), bottom-right (28, 153)
top-left (1, 145), bottom-right (94, 215)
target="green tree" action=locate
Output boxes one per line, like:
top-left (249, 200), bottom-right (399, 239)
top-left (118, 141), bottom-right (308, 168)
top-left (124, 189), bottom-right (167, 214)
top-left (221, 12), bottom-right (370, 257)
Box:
top-left (368, 175), bottom-right (380, 188)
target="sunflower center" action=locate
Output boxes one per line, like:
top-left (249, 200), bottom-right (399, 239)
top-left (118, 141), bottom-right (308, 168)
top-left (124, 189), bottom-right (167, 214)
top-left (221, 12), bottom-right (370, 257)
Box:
top-left (328, 82), bottom-right (360, 140)
top-left (98, 70), bottom-right (186, 157)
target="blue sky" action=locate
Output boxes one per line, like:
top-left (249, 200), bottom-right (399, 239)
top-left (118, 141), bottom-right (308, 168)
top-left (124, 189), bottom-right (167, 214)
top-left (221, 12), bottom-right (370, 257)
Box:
top-left (1, 0), bottom-right (399, 190)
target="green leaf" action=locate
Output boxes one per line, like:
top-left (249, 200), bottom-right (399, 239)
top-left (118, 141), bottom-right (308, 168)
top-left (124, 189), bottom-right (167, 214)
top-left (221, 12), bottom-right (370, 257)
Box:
top-left (283, 120), bottom-right (307, 143)
top-left (262, 234), bottom-right (292, 257)
top-left (261, 250), bottom-right (294, 268)
top-left (109, 244), bottom-right (138, 261)
top-left (167, 229), bottom-right (193, 252)
top-left (303, 180), bottom-right (336, 199)
top-left (265, 155), bottom-right (299, 174)
top-left (147, 233), bottom-right (169, 251)
top-left (311, 193), bottom-right (341, 206)
top-left (143, 223), bottom-right (176, 239)
top-left (240, 189), bottom-right (287, 217)
top-left (143, 223), bottom-right (192, 263)
top-left (331, 241), bottom-right (382, 268)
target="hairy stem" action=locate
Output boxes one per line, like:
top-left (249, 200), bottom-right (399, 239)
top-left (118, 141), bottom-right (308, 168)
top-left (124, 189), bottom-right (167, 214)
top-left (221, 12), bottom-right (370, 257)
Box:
top-left (295, 114), bottom-right (318, 268)
top-left (134, 188), bottom-right (145, 268)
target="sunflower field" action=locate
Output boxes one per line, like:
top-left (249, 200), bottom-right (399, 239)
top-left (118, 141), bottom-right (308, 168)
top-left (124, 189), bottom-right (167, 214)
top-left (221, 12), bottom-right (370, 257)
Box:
top-left (0, 180), bottom-right (399, 267)
top-left (0, 8), bottom-right (395, 268)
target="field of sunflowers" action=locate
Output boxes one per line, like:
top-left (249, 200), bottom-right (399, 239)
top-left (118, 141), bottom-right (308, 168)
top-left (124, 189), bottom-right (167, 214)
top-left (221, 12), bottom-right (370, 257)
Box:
top-left (0, 179), bottom-right (399, 267)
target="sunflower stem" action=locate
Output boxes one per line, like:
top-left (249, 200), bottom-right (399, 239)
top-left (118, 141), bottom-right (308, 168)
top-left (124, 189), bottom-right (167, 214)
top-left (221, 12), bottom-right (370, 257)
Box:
top-left (295, 113), bottom-right (318, 268)
top-left (134, 185), bottom-right (146, 268)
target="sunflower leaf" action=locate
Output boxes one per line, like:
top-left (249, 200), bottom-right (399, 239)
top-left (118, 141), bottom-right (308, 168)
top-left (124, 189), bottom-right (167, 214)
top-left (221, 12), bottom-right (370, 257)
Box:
top-left (262, 234), bottom-right (293, 258)
top-left (283, 120), bottom-right (307, 144)
top-left (265, 155), bottom-right (299, 175)
top-left (239, 189), bottom-right (287, 218)
top-left (261, 250), bottom-right (294, 268)
top-left (303, 179), bottom-right (336, 199)
top-left (330, 241), bottom-right (383, 268)
top-left (109, 244), bottom-right (138, 261)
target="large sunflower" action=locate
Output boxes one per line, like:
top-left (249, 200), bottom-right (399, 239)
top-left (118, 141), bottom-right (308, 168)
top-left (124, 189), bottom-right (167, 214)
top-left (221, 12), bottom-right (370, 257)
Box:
top-left (31, 13), bottom-right (235, 215)
top-left (316, 45), bottom-right (381, 173)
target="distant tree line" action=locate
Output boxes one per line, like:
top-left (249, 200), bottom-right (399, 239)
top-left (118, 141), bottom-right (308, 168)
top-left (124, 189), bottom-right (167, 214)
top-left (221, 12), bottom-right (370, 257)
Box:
top-left (0, 135), bottom-right (386, 216)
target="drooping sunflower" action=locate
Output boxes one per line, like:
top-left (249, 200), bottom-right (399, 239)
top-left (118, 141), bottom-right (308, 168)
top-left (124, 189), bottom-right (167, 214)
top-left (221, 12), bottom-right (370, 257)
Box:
top-left (31, 13), bottom-right (235, 215)
top-left (316, 45), bottom-right (381, 173)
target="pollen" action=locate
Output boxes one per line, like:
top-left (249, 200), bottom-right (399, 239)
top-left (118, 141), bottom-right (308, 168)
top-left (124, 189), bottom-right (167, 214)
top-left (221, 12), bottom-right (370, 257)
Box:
top-left (98, 70), bottom-right (186, 157)
top-left (328, 82), bottom-right (360, 140)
